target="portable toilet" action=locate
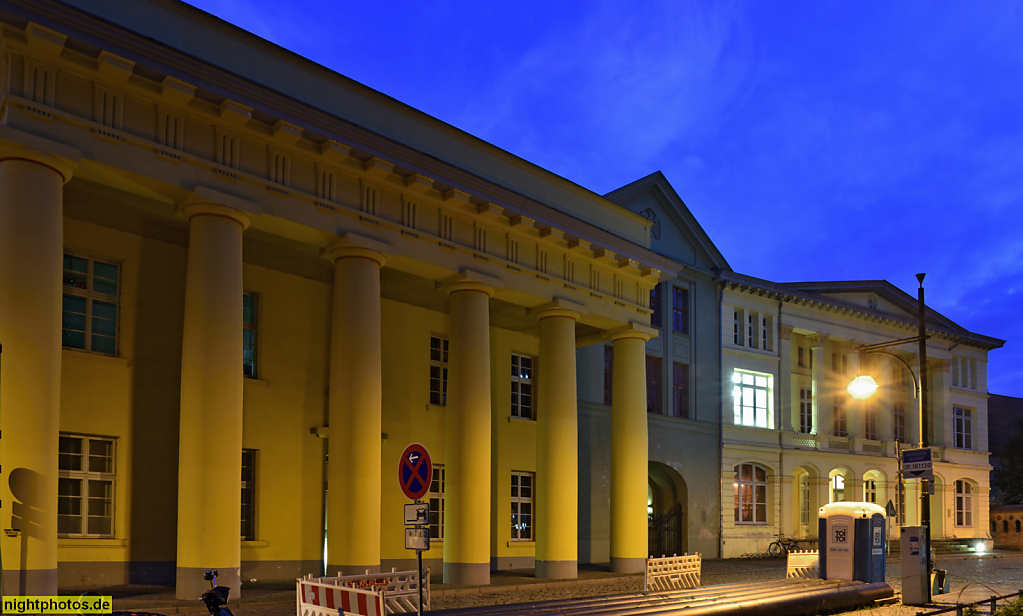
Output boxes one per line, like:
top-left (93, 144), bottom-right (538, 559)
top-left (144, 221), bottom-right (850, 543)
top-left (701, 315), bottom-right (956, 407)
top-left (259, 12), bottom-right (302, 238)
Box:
top-left (818, 502), bottom-right (886, 583)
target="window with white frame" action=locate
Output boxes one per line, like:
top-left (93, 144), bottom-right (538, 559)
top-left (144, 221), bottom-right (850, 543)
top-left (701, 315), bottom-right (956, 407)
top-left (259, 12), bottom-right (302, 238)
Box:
top-left (429, 336), bottom-right (448, 406)
top-left (62, 254), bottom-right (119, 355)
top-left (863, 479), bottom-right (877, 504)
top-left (830, 474), bottom-right (846, 503)
top-left (864, 402), bottom-right (878, 441)
top-left (833, 395), bottom-right (847, 437)
top-left (510, 471), bottom-right (534, 540)
top-left (429, 466), bottom-right (445, 540)
top-left (894, 402), bottom-right (907, 443)
top-left (58, 434), bottom-right (115, 537)
top-left (799, 474), bottom-right (811, 528)
top-left (241, 449), bottom-right (256, 540)
top-left (732, 371), bottom-right (773, 428)
top-left (733, 463), bottom-right (767, 524)
top-left (799, 388), bottom-right (813, 434)
top-left (953, 406), bottom-right (973, 449)
top-left (510, 353), bottom-right (534, 419)
top-left (243, 293), bottom-right (258, 378)
top-left (954, 480), bottom-right (973, 527)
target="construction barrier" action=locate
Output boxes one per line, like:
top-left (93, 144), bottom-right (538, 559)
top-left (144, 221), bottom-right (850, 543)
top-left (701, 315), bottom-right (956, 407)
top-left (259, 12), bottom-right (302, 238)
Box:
top-left (644, 553), bottom-right (701, 591)
top-left (786, 549), bottom-right (820, 579)
top-left (297, 568), bottom-right (430, 615)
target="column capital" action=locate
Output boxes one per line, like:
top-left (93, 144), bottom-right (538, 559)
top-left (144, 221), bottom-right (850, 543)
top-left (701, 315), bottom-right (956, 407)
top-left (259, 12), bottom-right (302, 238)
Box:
top-left (607, 323), bottom-right (657, 343)
top-left (323, 233), bottom-right (391, 267)
top-left (0, 142), bottom-right (76, 183)
top-left (180, 201), bottom-right (250, 230)
top-left (778, 324), bottom-right (794, 341)
top-left (807, 333), bottom-right (830, 349)
top-left (532, 298), bottom-right (584, 322)
top-left (439, 270), bottom-right (500, 298)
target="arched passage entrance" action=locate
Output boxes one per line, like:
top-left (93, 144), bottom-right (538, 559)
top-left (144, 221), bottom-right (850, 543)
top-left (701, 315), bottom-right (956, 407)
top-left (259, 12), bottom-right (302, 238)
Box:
top-left (648, 462), bottom-right (688, 557)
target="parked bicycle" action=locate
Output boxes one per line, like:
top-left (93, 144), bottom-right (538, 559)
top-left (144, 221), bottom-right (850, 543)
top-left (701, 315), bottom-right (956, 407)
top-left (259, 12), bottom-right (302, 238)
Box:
top-left (767, 536), bottom-right (801, 557)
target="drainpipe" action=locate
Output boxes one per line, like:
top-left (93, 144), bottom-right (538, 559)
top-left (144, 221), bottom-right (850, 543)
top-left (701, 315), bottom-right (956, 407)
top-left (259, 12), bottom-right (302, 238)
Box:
top-left (715, 276), bottom-right (725, 559)
top-left (777, 299), bottom-right (785, 542)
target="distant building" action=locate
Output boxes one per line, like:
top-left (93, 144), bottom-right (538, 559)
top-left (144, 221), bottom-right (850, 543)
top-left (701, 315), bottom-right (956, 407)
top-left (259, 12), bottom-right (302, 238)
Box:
top-left (717, 275), bottom-right (1003, 556)
top-left (987, 394), bottom-right (1023, 505)
top-left (990, 504), bottom-right (1023, 550)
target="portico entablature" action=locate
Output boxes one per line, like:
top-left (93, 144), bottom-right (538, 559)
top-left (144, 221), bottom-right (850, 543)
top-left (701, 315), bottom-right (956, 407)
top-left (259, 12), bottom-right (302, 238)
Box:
top-left (0, 20), bottom-right (677, 331)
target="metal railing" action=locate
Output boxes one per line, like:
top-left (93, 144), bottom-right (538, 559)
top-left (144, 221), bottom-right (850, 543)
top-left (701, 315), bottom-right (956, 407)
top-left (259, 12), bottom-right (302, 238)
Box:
top-left (914, 589), bottom-right (1023, 616)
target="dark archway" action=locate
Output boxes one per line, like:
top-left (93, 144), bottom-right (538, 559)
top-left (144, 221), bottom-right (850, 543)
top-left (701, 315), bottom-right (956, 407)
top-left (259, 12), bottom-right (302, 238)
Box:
top-left (648, 462), bottom-right (688, 557)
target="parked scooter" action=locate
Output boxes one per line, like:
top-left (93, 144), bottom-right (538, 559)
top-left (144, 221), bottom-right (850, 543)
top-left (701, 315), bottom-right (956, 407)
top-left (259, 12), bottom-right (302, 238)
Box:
top-left (200, 570), bottom-right (234, 616)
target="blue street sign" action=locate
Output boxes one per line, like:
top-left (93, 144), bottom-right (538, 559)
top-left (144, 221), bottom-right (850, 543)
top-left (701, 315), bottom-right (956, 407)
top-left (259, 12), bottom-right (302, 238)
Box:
top-left (902, 448), bottom-right (933, 479)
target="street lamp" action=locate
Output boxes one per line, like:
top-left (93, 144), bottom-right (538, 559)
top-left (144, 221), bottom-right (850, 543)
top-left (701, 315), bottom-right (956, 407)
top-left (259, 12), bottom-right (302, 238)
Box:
top-left (846, 273), bottom-right (931, 600)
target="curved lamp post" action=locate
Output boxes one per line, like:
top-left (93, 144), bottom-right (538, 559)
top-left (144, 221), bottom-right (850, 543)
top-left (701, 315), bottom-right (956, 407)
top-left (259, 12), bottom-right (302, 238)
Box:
top-left (847, 273), bottom-right (931, 601)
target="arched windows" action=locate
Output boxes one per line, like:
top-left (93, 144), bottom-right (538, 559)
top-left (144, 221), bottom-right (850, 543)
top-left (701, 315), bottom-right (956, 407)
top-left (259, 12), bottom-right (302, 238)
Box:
top-left (734, 463), bottom-right (768, 524)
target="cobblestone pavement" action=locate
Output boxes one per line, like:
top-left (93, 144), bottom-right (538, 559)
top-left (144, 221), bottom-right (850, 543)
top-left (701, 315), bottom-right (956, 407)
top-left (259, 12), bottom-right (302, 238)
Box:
top-left (98, 552), bottom-right (1023, 616)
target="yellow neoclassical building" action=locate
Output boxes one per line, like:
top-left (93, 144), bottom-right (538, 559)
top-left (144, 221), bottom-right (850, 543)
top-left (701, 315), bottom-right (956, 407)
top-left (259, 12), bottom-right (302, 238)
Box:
top-left (0, 0), bottom-right (684, 598)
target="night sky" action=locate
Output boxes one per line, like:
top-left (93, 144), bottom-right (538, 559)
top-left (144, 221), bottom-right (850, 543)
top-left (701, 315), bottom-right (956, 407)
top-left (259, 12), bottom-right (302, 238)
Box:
top-left (183, 1), bottom-right (1022, 397)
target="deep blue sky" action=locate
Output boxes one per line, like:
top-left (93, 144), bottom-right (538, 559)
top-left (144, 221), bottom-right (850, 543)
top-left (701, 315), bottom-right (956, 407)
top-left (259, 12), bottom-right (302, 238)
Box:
top-left (184, 1), bottom-right (1022, 397)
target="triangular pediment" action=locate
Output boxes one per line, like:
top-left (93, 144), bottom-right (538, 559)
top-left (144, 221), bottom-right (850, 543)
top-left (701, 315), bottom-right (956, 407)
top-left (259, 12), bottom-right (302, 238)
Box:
top-left (604, 171), bottom-right (729, 271)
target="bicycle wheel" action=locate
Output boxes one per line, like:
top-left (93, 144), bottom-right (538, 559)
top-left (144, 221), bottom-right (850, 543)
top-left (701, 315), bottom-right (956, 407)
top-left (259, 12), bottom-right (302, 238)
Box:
top-left (767, 541), bottom-right (783, 557)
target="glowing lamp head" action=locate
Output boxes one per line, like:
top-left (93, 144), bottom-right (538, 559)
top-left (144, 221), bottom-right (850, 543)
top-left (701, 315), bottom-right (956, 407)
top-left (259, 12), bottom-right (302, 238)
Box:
top-left (975, 542), bottom-right (985, 553)
top-left (847, 375), bottom-right (878, 399)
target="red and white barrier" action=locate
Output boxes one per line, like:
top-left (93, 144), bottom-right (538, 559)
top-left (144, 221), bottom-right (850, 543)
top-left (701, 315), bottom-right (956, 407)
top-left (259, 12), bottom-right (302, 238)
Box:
top-left (298, 578), bottom-right (385, 616)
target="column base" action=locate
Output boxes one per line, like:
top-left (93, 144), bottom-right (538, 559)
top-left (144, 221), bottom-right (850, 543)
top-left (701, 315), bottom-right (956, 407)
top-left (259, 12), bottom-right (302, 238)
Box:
top-left (610, 557), bottom-right (645, 574)
top-left (326, 563), bottom-right (381, 577)
top-left (1, 568), bottom-right (57, 596)
top-left (176, 566), bottom-right (240, 601)
top-left (535, 560), bottom-right (577, 579)
top-left (443, 561), bottom-right (490, 585)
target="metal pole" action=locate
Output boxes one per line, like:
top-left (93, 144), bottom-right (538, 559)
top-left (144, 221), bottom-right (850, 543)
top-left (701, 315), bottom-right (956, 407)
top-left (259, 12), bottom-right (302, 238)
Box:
top-left (417, 548), bottom-right (423, 616)
top-left (916, 273), bottom-right (932, 598)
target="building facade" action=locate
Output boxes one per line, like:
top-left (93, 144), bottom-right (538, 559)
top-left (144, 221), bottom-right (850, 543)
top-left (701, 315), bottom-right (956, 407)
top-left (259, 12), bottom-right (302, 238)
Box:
top-left (0, 0), bottom-right (678, 597)
top-left (718, 274), bottom-right (1003, 557)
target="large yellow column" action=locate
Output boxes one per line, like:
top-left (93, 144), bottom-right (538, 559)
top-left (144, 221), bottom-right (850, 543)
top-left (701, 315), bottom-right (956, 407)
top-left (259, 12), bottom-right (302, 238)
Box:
top-left (809, 334), bottom-right (830, 436)
top-left (176, 201), bottom-right (249, 599)
top-left (535, 305), bottom-right (579, 579)
top-left (443, 279), bottom-right (493, 585)
top-left (0, 146), bottom-right (73, 596)
top-left (609, 327), bottom-right (652, 573)
top-left (324, 240), bottom-right (387, 574)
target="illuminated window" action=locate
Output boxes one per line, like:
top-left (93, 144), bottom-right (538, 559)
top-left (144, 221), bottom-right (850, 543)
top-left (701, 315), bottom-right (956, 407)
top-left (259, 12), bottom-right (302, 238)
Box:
top-left (672, 363), bottom-right (689, 418)
top-left (241, 449), bottom-right (256, 540)
top-left (799, 389), bottom-right (813, 434)
top-left (429, 336), bottom-right (448, 406)
top-left (671, 287), bottom-right (688, 334)
top-left (863, 479), bottom-right (876, 504)
top-left (864, 402), bottom-right (878, 441)
top-left (243, 293), bottom-right (258, 378)
top-left (733, 463), bottom-right (767, 524)
top-left (732, 370), bottom-right (773, 428)
top-left (831, 474), bottom-right (846, 503)
top-left (799, 474), bottom-right (811, 527)
top-left (62, 254), bottom-right (119, 355)
top-left (646, 355), bottom-right (662, 414)
top-left (953, 406), bottom-right (973, 449)
top-left (510, 471), bottom-right (534, 540)
top-left (58, 434), bottom-right (115, 537)
top-left (429, 466), bottom-right (445, 540)
top-left (511, 353), bottom-right (534, 419)
top-left (954, 480), bottom-right (973, 527)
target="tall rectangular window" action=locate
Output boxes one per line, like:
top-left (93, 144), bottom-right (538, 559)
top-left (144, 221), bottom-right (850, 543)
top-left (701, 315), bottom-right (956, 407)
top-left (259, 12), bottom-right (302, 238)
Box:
top-left (603, 346), bottom-right (614, 406)
top-left (62, 254), bottom-right (119, 355)
top-left (511, 353), bottom-right (534, 419)
top-left (863, 480), bottom-right (877, 504)
top-left (429, 336), bottom-right (448, 406)
top-left (797, 346), bottom-right (807, 368)
top-left (732, 370), bottom-right (773, 428)
top-left (429, 466), bottom-right (445, 540)
top-left (760, 316), bottom-right (769, 350)
top-left (894, 402), bottom-right (907, 443)
top-left (833, 395), bottom-right (847, 437)
top-left (243, 293), bottom-right (258, 378)
top-left (954, 480), bottom-right (973, 527)
top-left (799, 389), bottom-right (813, 434)
top-left (671, 287), bottom-right (688, 334)
top-left (646, 355), bottom-right (662, 414)
top-left (953, 406), bottom-right (973, 449)
top-left (649, 285), bottom-right (661, 329)
top-left (747, 314), bottom-right (755, 348)
top-left (241, 449), bottom-right (256, 540)
top-left (672, 362), bottom-right (689, 419)
top-left (799, 475), bottom-right (810, 527)
top-left (734, 463), bottom-right (767, 524)
top-left (58, 434), bottom-right (115, 537)
top-left (733, 310), bottom-right (741, 345)
top-left (510, 471), bottom-right (534, 541)
top-left (864, 402), bottom-right (878, 441)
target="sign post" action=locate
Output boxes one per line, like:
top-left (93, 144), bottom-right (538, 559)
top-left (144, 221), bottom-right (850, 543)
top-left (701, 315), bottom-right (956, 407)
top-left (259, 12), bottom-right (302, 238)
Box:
top-left (399, 443), bottom-right (432, 616)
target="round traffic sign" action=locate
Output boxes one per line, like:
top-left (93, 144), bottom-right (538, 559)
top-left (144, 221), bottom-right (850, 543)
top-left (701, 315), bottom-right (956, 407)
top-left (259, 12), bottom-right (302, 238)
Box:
top-left (398, 443), bottom-right (432, 501)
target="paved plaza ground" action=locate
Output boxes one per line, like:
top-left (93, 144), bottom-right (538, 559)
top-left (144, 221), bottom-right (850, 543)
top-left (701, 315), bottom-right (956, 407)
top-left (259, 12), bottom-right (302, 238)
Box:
top-left (100, 551), bottom-right (1023, 616)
